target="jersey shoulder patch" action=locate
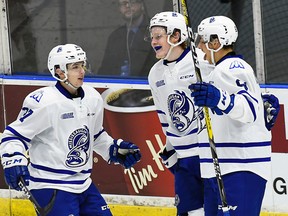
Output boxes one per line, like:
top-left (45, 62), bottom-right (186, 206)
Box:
top-left (25, 86), bottom-right (56, 108)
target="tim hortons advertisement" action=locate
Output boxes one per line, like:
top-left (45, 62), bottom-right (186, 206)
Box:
top-left (261, 88), bottom-right (288, 212)
top-left (0, 83), bottom-right (288, 212)
top-left (0, 85), bottom-right (174, 197)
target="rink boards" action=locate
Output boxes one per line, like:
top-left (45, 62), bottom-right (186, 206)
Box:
top-left (0, 76), bottom-right (288, 214)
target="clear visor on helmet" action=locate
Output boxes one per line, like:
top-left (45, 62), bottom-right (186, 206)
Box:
top-left (196, 34), bottom-right (219, 47)
top-left (194, 33), bottom-right (201, 47)
top-left (66, 61), bottom-right (86, 71)
top-left (144, 26), bottom-right (167, 42)
top-left (65, 59), bottom-right (91, 74)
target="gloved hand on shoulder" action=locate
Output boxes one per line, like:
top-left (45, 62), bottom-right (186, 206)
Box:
top-left (109, 139), bottom-right (141, 169)
top-left (1, 152), bottom-right (30, 191)
top-left (189, 82), bottom-right (235, 114)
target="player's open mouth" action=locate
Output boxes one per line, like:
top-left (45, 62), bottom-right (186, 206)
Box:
top-left (153, 46), bottom-right (162, 52)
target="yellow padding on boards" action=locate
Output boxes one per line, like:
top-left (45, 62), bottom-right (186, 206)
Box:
top-left (0, 199), bottom-right (176, 216)
top-left (0, 198), bottom-right (36, 215)
top-left (109, 204), bottom-right (176, 216)
top-left (0, 198), bottom-right (288, 216)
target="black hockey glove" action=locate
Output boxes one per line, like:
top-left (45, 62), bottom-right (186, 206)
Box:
top-left (109, 139), bottom-right (141, 169)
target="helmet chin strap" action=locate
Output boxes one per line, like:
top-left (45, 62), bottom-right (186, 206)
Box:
top-left (205, 43), bottom-right (223, 65)
top-left (163, 35), bottom-right (182, 60)
top-left (53, 69), bottom-right (78, 91)
top-left (164, 45), bottom-right (174, 60)
top-left (210, 49), bottom-right (215, 65)
top-left (64, 80), bottom-right (78, 91)
top-left (62, 72), bottom-right (78, 91)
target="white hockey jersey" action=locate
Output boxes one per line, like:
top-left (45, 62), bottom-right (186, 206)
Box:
top-left (148, 48), bottom-right (213, 158)
top-left (0, 82), bottom-right (114, 193)
top-left (198, 54), bottom-right (272, 180)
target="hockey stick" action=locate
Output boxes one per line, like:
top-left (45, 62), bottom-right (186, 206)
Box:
top-left (19, 177), bottom-right (57, 216)
top-left (172, 0), bottom-right (231, 215)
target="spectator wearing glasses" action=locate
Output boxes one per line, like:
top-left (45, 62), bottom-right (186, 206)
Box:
top-left (98, 0), bottom-right (156, 77)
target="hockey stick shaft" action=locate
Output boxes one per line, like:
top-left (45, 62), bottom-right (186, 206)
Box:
top-left (19, 177), bottom-right (56, 216)
top-left (172, 0), bottom-right (230, 213)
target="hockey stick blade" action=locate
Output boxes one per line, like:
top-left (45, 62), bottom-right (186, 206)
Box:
top-left (172, 0), bottom-right (230, 214)
top-left (19, 177), bottom-right (57, 216)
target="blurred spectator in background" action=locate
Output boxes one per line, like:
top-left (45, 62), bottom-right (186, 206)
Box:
top-left (98, 0), bottom-right (156, 78)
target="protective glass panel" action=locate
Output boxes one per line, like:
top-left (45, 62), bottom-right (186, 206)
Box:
top-left (7, 0), bottom-right (262, 82)
top-left (7, 0), bottom-right (171, 78)
top-left (262, 0), bottom-right (288, 84)
top-left (186, 0), bottom-right (256, 73)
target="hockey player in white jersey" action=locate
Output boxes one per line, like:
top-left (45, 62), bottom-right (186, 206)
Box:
top-left (189, 16), bottom-right (272, 215)
top-left (0, 44), bottom-right (141, 215)
top-left (147, 11), bottom-right (215, 216)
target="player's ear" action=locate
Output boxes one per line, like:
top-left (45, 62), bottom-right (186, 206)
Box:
top-left (211, 38), bottom-right (220, 49)
top-left (55, 68), bottom-right (64, 78)
top-left (171, 31), bottom-right (181, 43)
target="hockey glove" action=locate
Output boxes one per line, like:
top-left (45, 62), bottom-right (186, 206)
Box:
top-left (159, 147), bottom-right (178, 174)
top-left (189, 82), bottom-right (235, 114)
top-left (109, 139), bottom-right (141, 169)
top-left (1, 153), bottom-right (30, 191)
top-left (262, 93), bottom-right (280, 131)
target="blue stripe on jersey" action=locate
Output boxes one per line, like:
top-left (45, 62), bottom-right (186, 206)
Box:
top-left (2, 152), bottom-right (27, 158)
top-left (161, 123), bottom-right (169, 127)
top-left (241, 94), bottom-right (257, 121)
top-left (157, 110), bottom-right (166, 115)
top-left (5, 126), bottom-right (31, 142)
top-left (199, 141), bottom-right (270, 148)
top-left (30, 176), bottom-right (88, 185)
top-left (94, 128), bottom-right (105, 141)
top-left (31, 163), bottom-right (92, 175)
top-left (188, 128), bottom-right (199, 135)
top-left (1, 136), bottom-right (29, 150)
top-left (200, 157), bottom-right (271, 163)
top-left (174, 143), bottom-right (199, 150)
top-left (238, 90), bottom-right (258, 103)
top-left (166, 128), bottom-right (198, 137)
top-left (238, 90), bottom-right (259, 121)
top-left (166, 131), bottom-right (178, 137)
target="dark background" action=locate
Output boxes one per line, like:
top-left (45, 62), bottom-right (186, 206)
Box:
top-left (6, 0), bottom-right (288, 83)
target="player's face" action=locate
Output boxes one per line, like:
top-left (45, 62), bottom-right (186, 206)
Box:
top-left (150, 27), bottom-right (170, 59)
top-left (198, 39), bottom-right (209, 61)
top-left (198, 37), bottom-right (216, 64)
top-left (118, 0), bottom-right (143, 21)
top-left (66, 61), bottom-right (86, 88)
